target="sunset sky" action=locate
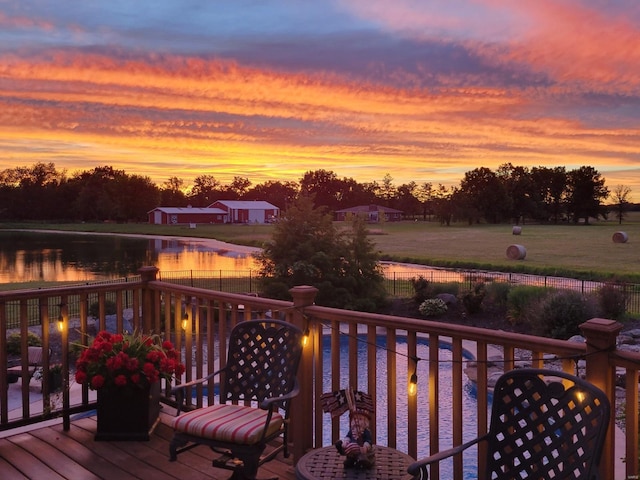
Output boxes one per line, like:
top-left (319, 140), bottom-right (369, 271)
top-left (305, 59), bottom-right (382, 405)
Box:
top-left (1, 1), bottom-right (640, 198)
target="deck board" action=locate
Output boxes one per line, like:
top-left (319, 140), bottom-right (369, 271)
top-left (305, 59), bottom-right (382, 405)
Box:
top-left (0, 412), bottom-right (297, 480)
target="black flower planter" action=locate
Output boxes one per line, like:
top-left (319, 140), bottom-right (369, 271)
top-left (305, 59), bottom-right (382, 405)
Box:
top-left (48, 372), bottom-right (63, 392)
top-left (95, 382), bottom-right (161, 441)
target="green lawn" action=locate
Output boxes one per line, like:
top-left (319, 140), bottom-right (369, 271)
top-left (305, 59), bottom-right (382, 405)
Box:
top-left (370, 217), bottom-right (640, 280)
top-left (3, 214), bottom-right (640, 282)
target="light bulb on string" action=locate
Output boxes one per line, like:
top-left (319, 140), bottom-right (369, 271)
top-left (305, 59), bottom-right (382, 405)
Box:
top-left (408, 357), bottom-right (419, 397)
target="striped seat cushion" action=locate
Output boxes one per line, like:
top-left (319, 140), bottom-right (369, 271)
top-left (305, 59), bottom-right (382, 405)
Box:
top-left (170, 404), bottom-right (284, 445)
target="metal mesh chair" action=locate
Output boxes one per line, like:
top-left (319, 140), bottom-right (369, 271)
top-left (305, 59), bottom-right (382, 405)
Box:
top-left (408, 368), bottom-right (611, 480)
top-left (169, 319), bottom-right (304, 480)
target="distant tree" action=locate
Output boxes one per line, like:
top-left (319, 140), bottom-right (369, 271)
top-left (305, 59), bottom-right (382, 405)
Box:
top-left (530, 166), bottom-right (567, 223)
top-left (565, 166), bottom-right (609, 224)
top-left (395, 182), bottom-right (421, 219)
top-left (70, 166), bottom-right (160, 222)
top-left (160, 177), bottom-right (188, 206)
top-left (458, 167), bottom-right (509, 223)
top-left (256, 196), bottom-right (386, 311)
top-left (432, 184), bottom-right (455, 226)
top-left (379, 173), bottom-right (395, 206)
top-left (335, 177), bottom-right (378, 207)
top-left (189, 175), bottom-right (221, 206)
top-left (611, 184), bottom-right (632, 225)
top-left (71, 166), bottom-right (123, 221)
top-left (299, 169), bottom-right (342, 211)
top-left (0, 162), bottom-right (67, 220)
top-left (223, 176), bottom-right (252, 199)
top-left (496, 163), bottom-right (535, 224)
top-left (114, 174), bottom-right (160, 221)
top-left (245, 180), bottom-right (299, 209)
top-left (417, 182), bottom-right (434, 221)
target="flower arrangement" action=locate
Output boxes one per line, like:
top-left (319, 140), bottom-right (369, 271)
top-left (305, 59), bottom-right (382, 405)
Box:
top-left (75, 330), bottom-right (185, 390)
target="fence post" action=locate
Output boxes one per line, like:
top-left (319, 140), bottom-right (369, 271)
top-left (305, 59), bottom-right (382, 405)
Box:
top-left (580, 317), bottom-right (623, 480)
top-left (138, 266), bottom-right (159, 333)
top-left (288, 285), bottom-right (319, 464)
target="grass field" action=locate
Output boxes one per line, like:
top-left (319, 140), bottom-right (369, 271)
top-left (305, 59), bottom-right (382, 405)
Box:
top-left (2, 213), bottom-right (640, 282)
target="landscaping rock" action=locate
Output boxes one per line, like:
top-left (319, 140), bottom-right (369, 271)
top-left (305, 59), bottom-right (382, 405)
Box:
top-left (436, 293), bottom-right (458, 305)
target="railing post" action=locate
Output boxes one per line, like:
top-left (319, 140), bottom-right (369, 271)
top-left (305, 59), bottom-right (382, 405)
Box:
top-left (138, 266), bottom-right (159, 333)
top-left (288, 285), bottom-right (318, 464)
top-left (580, 317), bottom-right (623, 480)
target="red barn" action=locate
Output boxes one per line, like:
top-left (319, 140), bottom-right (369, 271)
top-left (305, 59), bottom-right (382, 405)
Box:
top-left (147, 206), bottom-right (226, 225)
top-left (208, 200), bottom-right (279, 224)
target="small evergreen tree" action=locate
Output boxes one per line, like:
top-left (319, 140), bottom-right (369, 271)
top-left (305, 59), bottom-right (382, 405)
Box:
top-left (257, 196), bottom-right (387, 311)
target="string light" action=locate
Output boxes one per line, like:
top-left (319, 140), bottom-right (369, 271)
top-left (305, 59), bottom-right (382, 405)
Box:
top-left (181, 310), bottom-right (189, 330)
top-left (57, 303), bottom-right (64, 332)
top-left (302, 327), bottom-right (310, 347)
top-left (409, 357), bottom-right (419, 397)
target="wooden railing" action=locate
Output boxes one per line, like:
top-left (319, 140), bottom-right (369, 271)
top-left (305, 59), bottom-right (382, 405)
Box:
top-left (1, 266), bottom-right (639, 480)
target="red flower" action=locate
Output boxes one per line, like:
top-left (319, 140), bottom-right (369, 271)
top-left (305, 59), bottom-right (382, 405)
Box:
top-left (75, 370), bottom-right (87, 384)
top-left (91, 374), bottom-right (105, 389)
top-left (75, 330), bottom-right (184, 391)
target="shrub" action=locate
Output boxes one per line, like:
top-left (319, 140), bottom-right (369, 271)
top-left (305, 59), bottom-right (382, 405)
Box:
top-left (88, 299), bottom-right (117, 319)
top-left (460, 282), bottom-right (486, 314)
top-left (418, 298), bottom-right (448, 317)
top-left (411, 276), bottom-right (430, 304)
top-left (506, 286), bottom-right (550, 325)
top-left (526, 290), bottom-right (599, 339)
top-left (485, 281), bottom-right (511, 309)
top-left (6, 331), bottom-right (42, 356)
top-left (597, 283), bottom-right (627, 320)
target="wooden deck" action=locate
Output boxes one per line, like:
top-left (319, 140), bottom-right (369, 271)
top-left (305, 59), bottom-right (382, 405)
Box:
top-left (0, 411), bottom-right (296, 480)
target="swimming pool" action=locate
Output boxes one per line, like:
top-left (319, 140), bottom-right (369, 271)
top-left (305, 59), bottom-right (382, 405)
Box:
top-left (321, 333), bottom-right (481, 480)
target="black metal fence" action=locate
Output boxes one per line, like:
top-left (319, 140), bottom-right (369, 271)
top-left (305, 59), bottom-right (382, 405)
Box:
top-left (159, 268), bottom-right (640, 315)
top-left (5, 268), bottom-right (638, 330)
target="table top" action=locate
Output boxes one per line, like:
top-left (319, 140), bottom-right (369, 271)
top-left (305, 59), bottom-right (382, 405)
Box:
top-left (295, 445), bottom-right (415, 480)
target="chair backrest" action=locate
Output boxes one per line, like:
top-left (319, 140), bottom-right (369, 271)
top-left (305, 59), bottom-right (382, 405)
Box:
top-left (221, 319), bottom-right (303, 409)
top-left (485, 368), bottom-right (610, 480)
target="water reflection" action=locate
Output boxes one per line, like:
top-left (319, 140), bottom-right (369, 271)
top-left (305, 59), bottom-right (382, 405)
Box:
top-left (0, 231), bottom-right (260, 284)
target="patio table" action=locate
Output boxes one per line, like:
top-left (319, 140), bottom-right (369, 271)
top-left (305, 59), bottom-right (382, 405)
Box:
top-left (295, 445), bottom-right (415, 480)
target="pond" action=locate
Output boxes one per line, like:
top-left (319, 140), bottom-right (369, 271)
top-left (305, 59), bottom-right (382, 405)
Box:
top-left (0, 230), bottom-right (260, 284)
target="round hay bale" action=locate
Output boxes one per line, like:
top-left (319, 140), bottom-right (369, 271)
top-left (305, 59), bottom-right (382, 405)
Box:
top-left (512, 226), bottom-right (522, 235)
top-left (613, 231), bottom-right (628, 243)
top-left (506, 244), bottom-right (526, 260)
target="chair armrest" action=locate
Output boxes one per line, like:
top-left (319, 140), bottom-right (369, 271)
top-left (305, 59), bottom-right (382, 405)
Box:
top-left (259, 380), bottom-right (300, 410)
top-left (170, 369), bottom-right (223, 414)
top-left (407, 435), bottom-right (486, 478)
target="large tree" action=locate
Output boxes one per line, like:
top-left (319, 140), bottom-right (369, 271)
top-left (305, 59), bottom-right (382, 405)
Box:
top-left (565, 166), bottom-right (609, 224)
top-left (530, 166), bottom-right (567, 223)
top-left (458, 167), bottom-right (509, 223)
top-left (496, 163), bottom-right (535, 224)
top-left (256, 195), bottom-right (386, 311)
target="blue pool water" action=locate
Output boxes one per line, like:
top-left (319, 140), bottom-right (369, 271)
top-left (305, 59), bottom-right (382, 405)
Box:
top-left (321, 333), bottom-right (481, 480)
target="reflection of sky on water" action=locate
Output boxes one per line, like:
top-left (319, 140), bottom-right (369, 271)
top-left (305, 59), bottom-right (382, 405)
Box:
top-left (0, 232), bottom-right (260, 283)
top-left (152, 238), bottom-right (260, 273)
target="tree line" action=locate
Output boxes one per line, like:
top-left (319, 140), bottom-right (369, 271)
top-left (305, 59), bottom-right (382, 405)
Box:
top-left (0, 162), bottom-right (632, 224)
